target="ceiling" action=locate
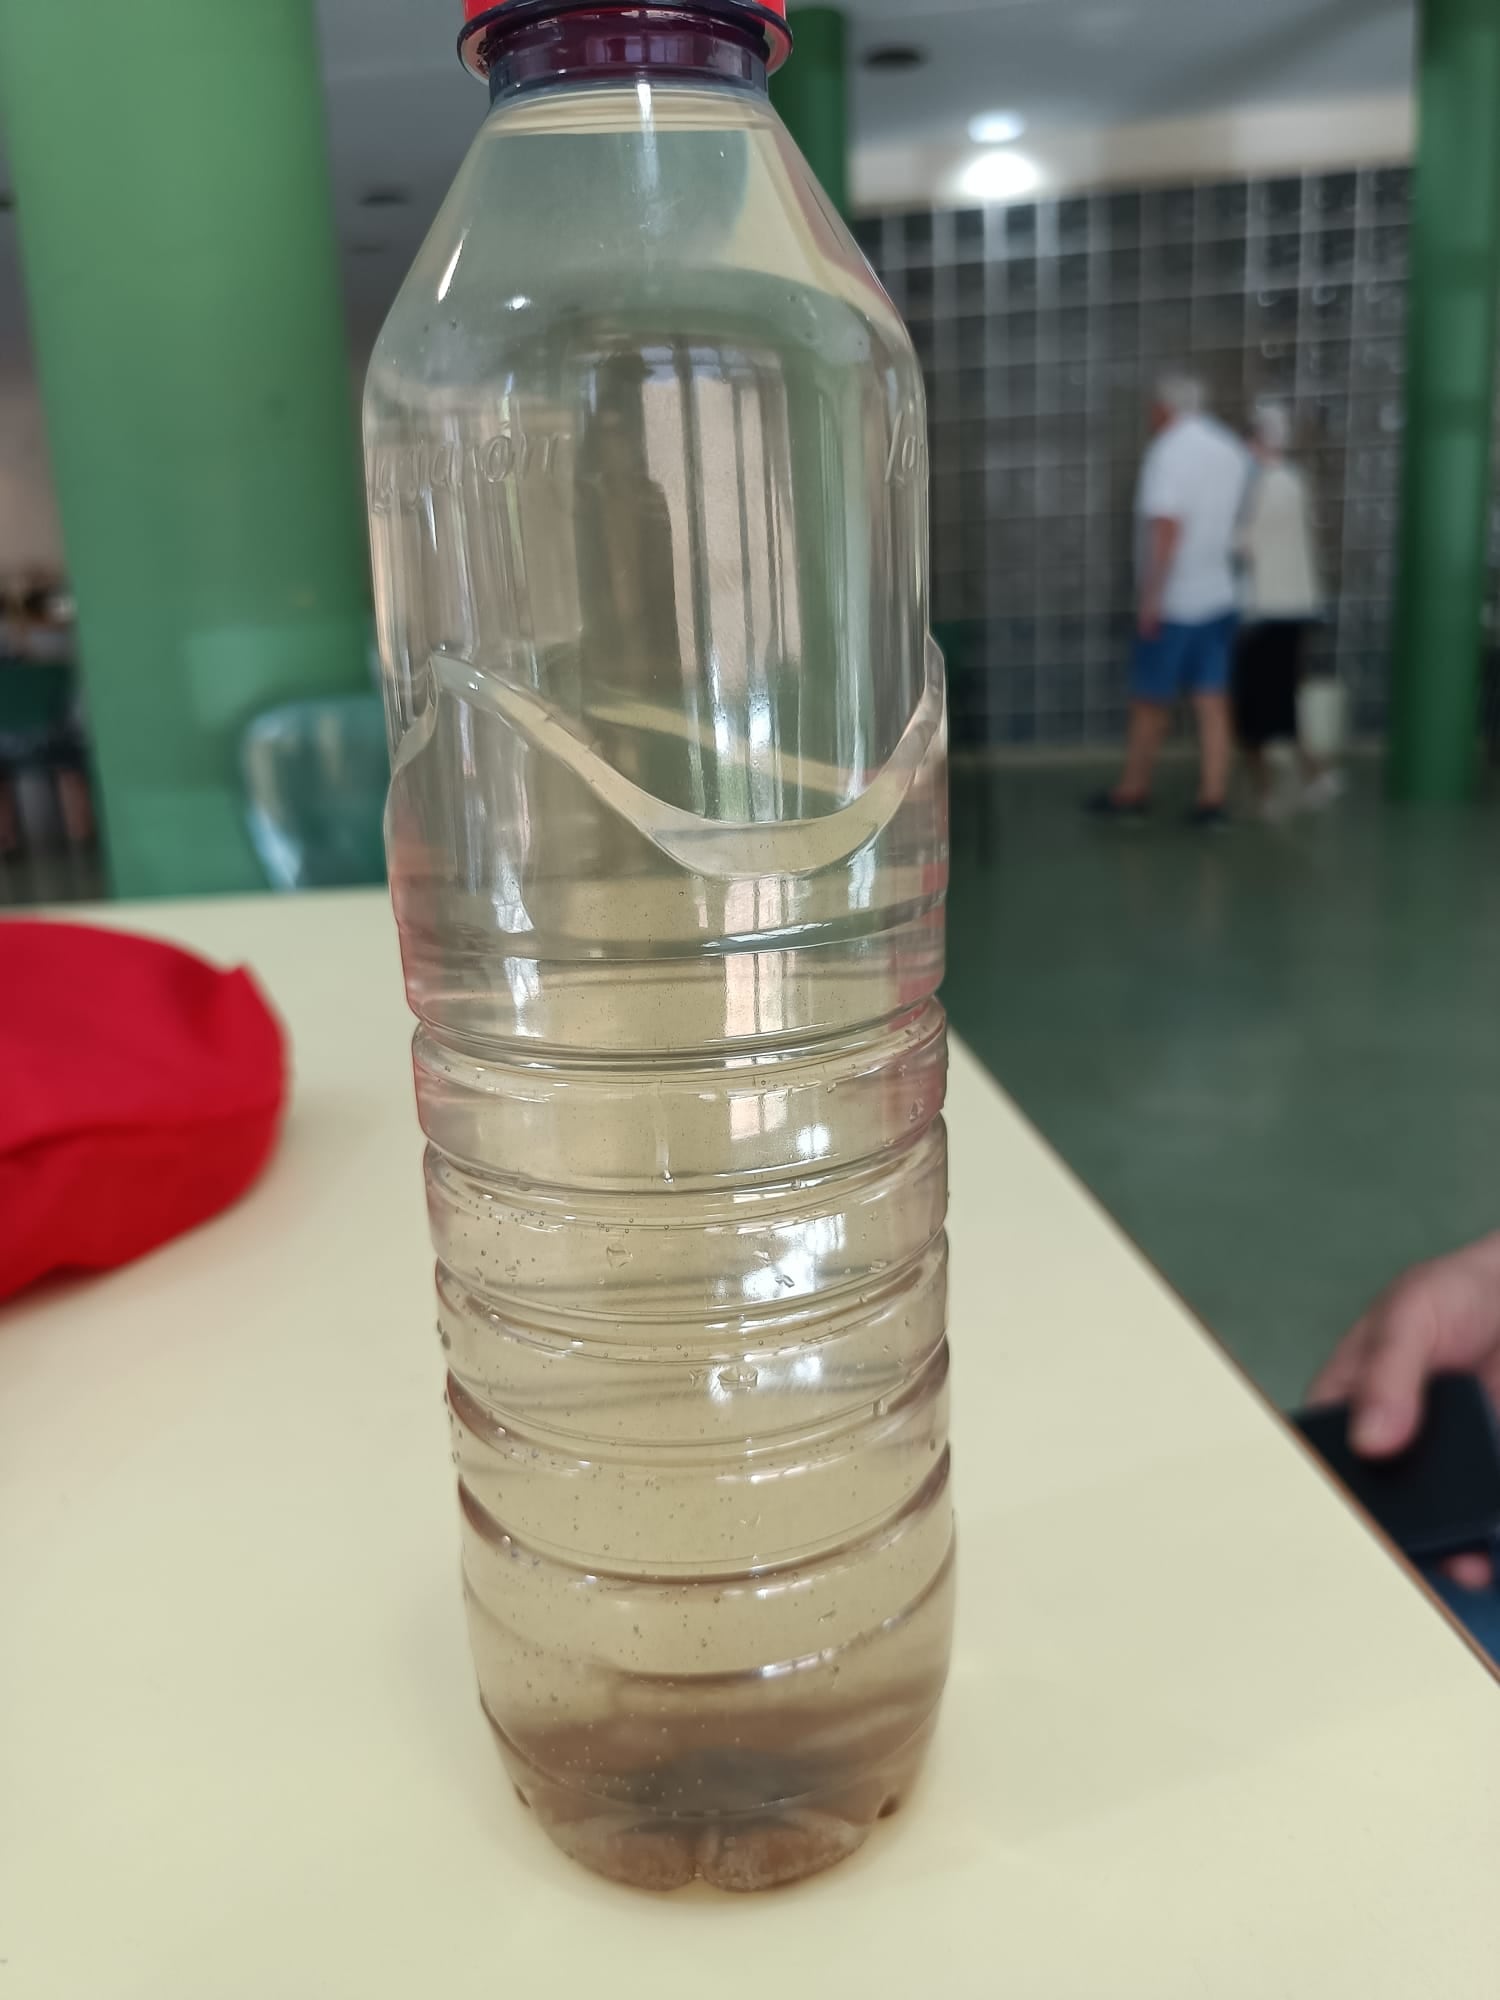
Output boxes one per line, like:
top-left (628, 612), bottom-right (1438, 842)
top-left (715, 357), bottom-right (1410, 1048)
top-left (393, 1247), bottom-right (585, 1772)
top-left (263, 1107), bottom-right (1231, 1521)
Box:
top-left (1, 0), bottom-right (1417, 366)
top-left (846, 0), bottom-right (1411, 139)
top-left (317, 0), bottom-right (1414, 336)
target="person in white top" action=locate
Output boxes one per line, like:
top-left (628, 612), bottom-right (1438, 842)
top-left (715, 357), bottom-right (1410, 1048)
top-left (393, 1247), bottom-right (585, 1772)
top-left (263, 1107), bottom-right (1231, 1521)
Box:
top-left (1233, 402), bottom-right (1341, 816)
top-left (1091, 375), bottom-right (1251, 828)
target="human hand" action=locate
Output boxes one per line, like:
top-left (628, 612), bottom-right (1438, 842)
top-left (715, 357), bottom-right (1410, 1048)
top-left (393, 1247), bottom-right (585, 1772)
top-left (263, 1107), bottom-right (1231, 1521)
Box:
top-left (1310, 1233), bottom-right (1500, 1591)
top-left (1137, 600), bottom-right (1162, 642)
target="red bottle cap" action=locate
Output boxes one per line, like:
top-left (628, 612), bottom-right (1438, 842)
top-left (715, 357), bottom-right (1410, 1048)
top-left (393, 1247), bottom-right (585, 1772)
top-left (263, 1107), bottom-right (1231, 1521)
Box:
top-left (461, 2), bottom-right (792, 77)
top-left (464, 0), bottom-right (787, 15)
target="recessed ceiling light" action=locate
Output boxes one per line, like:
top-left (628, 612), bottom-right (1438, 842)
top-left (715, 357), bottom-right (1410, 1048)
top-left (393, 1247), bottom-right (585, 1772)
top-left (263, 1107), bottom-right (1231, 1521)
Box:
top-left (959, 150), bottom-right (1043, 204)
top-left (359, 187), bottom-right (409, 209)
top-left (968, 110), bottom-right (1026, 146)
top-left (863, 44), bottom-right (926, 72)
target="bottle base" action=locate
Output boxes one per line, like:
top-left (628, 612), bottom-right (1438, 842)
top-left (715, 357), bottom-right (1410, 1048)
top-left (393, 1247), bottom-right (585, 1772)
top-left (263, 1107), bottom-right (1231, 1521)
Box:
top-left (486, 1704), bottom-right (940, 1892)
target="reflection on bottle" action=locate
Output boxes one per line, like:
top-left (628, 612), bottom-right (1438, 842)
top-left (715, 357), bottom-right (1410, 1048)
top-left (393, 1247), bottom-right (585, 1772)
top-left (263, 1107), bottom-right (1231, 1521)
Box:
top-left (575, 352), bottom-right (685, 716)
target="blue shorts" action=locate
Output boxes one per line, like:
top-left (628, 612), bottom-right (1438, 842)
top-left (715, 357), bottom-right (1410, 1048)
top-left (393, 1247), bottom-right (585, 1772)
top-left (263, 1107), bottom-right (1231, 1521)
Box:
top-left (1132, 614), bottom-right (1238, 703)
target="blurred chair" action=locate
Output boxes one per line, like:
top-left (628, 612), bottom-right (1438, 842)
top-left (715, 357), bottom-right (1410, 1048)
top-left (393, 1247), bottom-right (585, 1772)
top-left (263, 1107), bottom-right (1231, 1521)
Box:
top-left (0, 661), bottom-right (93, 862)
top-left (241, 694), bottom-right (389, 892)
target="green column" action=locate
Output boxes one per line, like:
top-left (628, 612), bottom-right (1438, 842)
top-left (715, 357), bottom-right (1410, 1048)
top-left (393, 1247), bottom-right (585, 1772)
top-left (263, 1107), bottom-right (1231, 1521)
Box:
top-left (771, 7), bottom-right (850, 220)
top-left (0, 1), bottom-right (371, 895)
top-left (1389, 0), bottom-right (1500, 803)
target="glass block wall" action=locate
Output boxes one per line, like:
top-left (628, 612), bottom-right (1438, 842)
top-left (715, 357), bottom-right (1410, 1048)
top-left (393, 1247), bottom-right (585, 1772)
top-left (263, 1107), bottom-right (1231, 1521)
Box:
top-left (853, 166), bottom-right (1416, 750)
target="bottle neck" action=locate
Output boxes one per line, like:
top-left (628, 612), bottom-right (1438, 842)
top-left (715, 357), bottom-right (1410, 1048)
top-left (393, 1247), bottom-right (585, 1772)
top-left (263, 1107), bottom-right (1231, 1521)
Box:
top-left (479, 4), bottom-right (774, 103)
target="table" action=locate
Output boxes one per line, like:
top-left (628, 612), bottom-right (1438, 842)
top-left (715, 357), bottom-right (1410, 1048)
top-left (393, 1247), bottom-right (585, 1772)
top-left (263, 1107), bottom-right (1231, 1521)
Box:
top-left (3, 890), bottom-right (1497, 1998)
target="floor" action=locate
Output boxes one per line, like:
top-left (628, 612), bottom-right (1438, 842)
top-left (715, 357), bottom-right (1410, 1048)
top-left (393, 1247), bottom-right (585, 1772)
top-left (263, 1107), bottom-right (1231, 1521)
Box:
top-left (945, 756), bottom-right (1500, 1408)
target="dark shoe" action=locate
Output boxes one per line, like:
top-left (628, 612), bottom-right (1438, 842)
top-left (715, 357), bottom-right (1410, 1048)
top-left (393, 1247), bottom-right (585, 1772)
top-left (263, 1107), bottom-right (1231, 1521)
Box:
top-left (1186, 803), bottom-right (1230, 832)
top-left (1085, 789), bottom-right (1150, 824)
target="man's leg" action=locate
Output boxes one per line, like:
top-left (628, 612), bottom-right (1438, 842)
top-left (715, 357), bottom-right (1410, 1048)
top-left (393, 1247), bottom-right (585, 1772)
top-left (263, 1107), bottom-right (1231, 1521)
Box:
top-left (1103, 624), bottom-right (1177, 806)
top-left (1192, 692), bottom-right (1233, 808)
top-left (1189, 616), bottom-right (1236, 809)
top-left (1115, 701), bottom-right (1171, 802)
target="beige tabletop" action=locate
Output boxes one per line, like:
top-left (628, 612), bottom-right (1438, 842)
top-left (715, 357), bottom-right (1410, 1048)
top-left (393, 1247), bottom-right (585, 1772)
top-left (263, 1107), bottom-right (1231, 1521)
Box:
top-left (2, 889), bottom-right (1497, 1999)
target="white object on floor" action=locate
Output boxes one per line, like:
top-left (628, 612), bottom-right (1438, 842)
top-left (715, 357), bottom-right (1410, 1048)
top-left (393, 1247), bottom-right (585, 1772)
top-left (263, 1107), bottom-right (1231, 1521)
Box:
top-left (1298, 676), bottom-right (1349, 761)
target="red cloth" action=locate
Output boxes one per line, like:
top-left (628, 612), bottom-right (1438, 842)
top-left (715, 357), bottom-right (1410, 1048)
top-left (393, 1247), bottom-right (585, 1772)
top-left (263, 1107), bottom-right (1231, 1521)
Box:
top-left (0, 922), bottom-right (287, 1301)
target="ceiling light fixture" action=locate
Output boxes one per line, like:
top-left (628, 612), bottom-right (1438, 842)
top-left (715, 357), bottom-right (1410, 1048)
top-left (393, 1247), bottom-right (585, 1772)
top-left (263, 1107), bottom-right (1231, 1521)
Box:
top-left (959, 149), bottom-right (1043, 204)
top-left (968, 110), bottom-right (1026, 146)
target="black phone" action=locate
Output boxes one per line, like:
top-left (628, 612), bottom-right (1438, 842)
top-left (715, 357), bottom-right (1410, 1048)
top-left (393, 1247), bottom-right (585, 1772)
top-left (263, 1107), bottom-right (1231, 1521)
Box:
top-left (1293, 1373), bottom-right (1500, 1564)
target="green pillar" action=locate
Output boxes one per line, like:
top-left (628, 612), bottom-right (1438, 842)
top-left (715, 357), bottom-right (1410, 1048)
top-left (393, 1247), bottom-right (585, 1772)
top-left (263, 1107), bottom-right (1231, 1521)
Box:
top-left (1389, 0), bottom-right (1500, 803)
top-left (771, 7), bottom-right (851, 220)
top-left (0, 1), bottom-right (371, 895)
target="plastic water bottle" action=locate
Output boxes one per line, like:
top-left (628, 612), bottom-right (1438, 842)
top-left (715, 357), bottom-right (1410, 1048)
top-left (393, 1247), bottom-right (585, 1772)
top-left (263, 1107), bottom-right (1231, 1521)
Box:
top-left (364, 0), bottom-right (952, 1892)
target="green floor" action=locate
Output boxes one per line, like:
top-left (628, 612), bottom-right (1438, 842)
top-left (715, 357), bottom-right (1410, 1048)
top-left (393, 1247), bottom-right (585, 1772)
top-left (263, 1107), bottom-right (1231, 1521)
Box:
top-left (944, 757), bottom-right (1500, 1409)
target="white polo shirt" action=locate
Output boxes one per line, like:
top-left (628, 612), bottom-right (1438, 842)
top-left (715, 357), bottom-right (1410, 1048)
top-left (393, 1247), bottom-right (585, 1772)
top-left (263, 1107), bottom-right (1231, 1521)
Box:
top-left (1137, 414), bottom-right (1251, 625)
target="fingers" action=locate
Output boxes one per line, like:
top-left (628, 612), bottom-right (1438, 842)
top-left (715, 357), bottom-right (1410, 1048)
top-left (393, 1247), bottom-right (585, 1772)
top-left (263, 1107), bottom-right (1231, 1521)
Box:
top-left (1307, 1319), bottom-right (1371, 1407)
top-left (1441, 1554), bottom-right (1496, 1593)
top-left (1348, 1290), bottom-right (1436, 1457)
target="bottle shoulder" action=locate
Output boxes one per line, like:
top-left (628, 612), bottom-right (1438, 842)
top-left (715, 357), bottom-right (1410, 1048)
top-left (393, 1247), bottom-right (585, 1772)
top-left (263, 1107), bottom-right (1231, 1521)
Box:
top-left (367, 82), bottom-right (916, 403)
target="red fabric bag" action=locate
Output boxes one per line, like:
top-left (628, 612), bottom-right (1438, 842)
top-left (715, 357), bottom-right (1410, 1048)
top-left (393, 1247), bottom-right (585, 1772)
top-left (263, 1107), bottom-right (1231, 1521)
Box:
top-left (0, 922), bottom-right (287, 1302)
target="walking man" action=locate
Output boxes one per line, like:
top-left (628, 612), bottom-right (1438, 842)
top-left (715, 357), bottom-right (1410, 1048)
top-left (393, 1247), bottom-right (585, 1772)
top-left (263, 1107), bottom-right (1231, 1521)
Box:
top-left (1091, 375), bottom-right (1250, 828)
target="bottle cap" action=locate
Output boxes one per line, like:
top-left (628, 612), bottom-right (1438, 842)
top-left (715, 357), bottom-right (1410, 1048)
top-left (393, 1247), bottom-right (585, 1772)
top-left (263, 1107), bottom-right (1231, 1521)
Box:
top-left (461, 2), bottom-right (792, 78)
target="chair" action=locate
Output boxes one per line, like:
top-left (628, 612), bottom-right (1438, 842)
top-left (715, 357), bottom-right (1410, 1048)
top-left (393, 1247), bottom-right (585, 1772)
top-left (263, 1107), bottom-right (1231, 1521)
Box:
top-left (241, 694), bottom-right (389, 892)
